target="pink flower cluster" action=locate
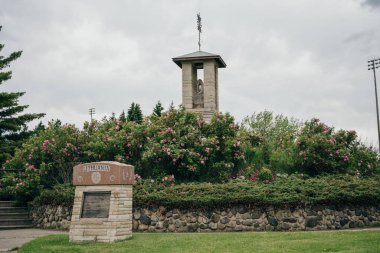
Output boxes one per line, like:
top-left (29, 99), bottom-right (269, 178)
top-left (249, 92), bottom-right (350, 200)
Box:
top-left (115, 119), bottom-right (121, 130)
top-left (163, 127), bottom-right (175, 135)
top-left (328, 138), bottom-right (336, 144)
top-left (134, 174), bottom-right (142, 182)
top-left (25, 164), bottom-right (38, 172)
top-left (42, 140), bottom-right (49, 152)
top-left (162, 174), bottom-right (175, 182)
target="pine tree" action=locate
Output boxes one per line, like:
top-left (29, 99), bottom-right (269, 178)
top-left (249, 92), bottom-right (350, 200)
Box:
top-left (168, 101), bottom-right (175, 111)
top-left (33, 121), bottom-right (46, 133)
top-left (152, 101), bottom-right (164, 117)
top-left (0, 26), bottom-right (45, 165)
top-left (127, 102), bottom-right (143, 123)
top-left (119, 110), bottom-right (126, 122)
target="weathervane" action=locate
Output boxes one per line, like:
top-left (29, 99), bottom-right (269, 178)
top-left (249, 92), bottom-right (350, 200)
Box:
top-left (197, 13), bottom-right (202, 51)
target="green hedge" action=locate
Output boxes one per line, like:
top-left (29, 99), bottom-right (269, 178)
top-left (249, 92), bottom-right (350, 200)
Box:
top-left (31, 184), bottom-right (74, 207)
top-left (31, 175), bottom-right (380, 209)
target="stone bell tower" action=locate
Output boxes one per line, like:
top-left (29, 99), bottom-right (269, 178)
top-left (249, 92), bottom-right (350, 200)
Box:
top-left (172, 51), bottom-right (226, 122)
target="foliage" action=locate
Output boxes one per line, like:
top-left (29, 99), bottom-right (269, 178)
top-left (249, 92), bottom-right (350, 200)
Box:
top-left (2, 105), bottom-right (379, 201)
top-left (1, 120), bottom-right (83, 200)
top-left (119, 111), bottom-right (126, 122)
top-left (241, 111), bottom-right (301, 173)
top-left (152, 101), bottom-right (164, 117)
top-left (295, 118), bottom-right (379, 176)
top-left (31, 183), bottom-right (74, 207)
top-left (0, 26), bottom-right (45, 166)
top-left (81, 116), bottom-right (147, 167)
top-left (1, 108), bottom-right (244, 200)
top-left (258, 167), bottom-right (272, 182)
top-left (127, 102), bottom-right (143, 123)
top-left (349, 143), bottom-right (379, 176)
top-left (140, 108), bottom-right (244, 182)
top-left (241, 112), bottom-right (379, 177)
top-left (0, 168), bottom-right (42, 202)
top-left (30, 174), bottom-right (380, 210)
top-left (133, 174), bottom-right (380, 208)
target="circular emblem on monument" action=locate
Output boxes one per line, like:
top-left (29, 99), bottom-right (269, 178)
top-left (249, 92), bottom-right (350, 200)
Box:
top-left (78, 176), bottom-right (83, 183)
top-left (109, 175), bottom-right (115, 182)
top-left (91, 172), bottom-right (101, 184)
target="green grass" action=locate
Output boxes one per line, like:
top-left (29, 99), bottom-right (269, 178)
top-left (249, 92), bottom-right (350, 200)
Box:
top-left (19, 230), bottom-right (380, 253)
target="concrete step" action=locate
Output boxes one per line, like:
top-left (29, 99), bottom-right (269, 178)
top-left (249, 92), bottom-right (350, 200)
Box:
top-left (0, 201), bottom-right (33, 230)
top-left (0, 207), bottom-right (27, 214)
top-left (0, 201), bottom-right (17, 207)
top-left (0, 224), bottom-right (34, 230)
top-left (0, 212), bottom-right (29, 219)
top-left (0, 219), bottom-right (32, 226)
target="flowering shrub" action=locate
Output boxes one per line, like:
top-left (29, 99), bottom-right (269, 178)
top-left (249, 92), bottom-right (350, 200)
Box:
top-left (1, 110), bottom-right (378, 202)
top-left (1, 120), bottom-right (83, 199)
top-left (140, 109), bottom-right (244, 182)
top-left (0, 170), bottom-right (42, 202)
top-left (1, 109), bottom-right (244, 200)
top-left (295, 119), bottom-right (379, 176)
top-left (348, 143), bottom-right (379, 176)
top-left (134, 173), bottom-right (142, 183)
top-left (161, 174), bottom-right (175, 187)
top-left (81, 118), bottom-right (148, 166)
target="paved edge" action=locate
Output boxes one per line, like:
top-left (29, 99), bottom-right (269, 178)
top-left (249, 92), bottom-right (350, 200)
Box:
top-left (0, 228), bottom-right (66, 252)
top-left (0, 247), bottom-right (17, 253)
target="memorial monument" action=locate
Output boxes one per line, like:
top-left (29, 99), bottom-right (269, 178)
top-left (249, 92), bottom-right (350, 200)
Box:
top-left (69, 161), bottom-right (134, 242)
top-left (172, 13), bottom-right (226, 122)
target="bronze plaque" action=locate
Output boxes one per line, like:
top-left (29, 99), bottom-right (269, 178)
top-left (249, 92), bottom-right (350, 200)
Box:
top-left (81, 191), bottom-right (111, 218)
top-left (73, 161), bottom-right (134, 186)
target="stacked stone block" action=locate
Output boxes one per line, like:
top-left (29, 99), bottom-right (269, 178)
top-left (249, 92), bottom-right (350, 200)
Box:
top-left (32, 204), bottom-right (380, 232)
top-left (69, 185), bottom-right (132, 242)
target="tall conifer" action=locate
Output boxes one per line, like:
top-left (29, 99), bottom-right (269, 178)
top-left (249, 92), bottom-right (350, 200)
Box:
top-left (0, 26), bottom-right (45, 165)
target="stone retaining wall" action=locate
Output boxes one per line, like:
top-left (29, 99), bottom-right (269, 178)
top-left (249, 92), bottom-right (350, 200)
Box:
top-left (30, 204), bottom-right (72, 229)
top-left (30, 204), bottom-right (380, 232)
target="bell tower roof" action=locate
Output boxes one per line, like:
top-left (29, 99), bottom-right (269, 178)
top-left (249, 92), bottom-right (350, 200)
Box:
top-left (172, 50), bottom-right (226, 69)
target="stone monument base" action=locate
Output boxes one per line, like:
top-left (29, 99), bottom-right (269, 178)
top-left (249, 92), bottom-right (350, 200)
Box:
top-left (69, 184), bottom-right (132, 242)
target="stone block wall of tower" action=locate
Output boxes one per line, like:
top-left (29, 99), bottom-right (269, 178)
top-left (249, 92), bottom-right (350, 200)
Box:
top-left (173, 50), bottom-right (225, 123)
top-left (181, 59), bottom-right (219, 122)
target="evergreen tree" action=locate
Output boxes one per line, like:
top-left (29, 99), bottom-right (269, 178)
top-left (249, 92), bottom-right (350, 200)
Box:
top-left (119, 110), bottom-right (126, 122)
top-left (152, 101), bottom-right (164, 117)
top-left (0, 26), bottom-right (45, 165)
top-left (127, 102), bottom-right (143, 123)
top-left (168, 101), bottom-right (175, 111)
top-left (33, 121), bottom-right (46, 133)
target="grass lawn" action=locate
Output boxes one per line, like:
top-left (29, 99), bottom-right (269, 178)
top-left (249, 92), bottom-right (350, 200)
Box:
top-left (19, 230), bottom-right (380, 253)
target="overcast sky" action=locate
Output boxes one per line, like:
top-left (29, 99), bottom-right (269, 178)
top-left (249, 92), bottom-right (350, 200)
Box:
top-left (1, 0), bottom-right (380, 147)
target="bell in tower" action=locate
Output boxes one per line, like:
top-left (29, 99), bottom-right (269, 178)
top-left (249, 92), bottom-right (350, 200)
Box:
top-left (172, 14), bottom-right (226, 122)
